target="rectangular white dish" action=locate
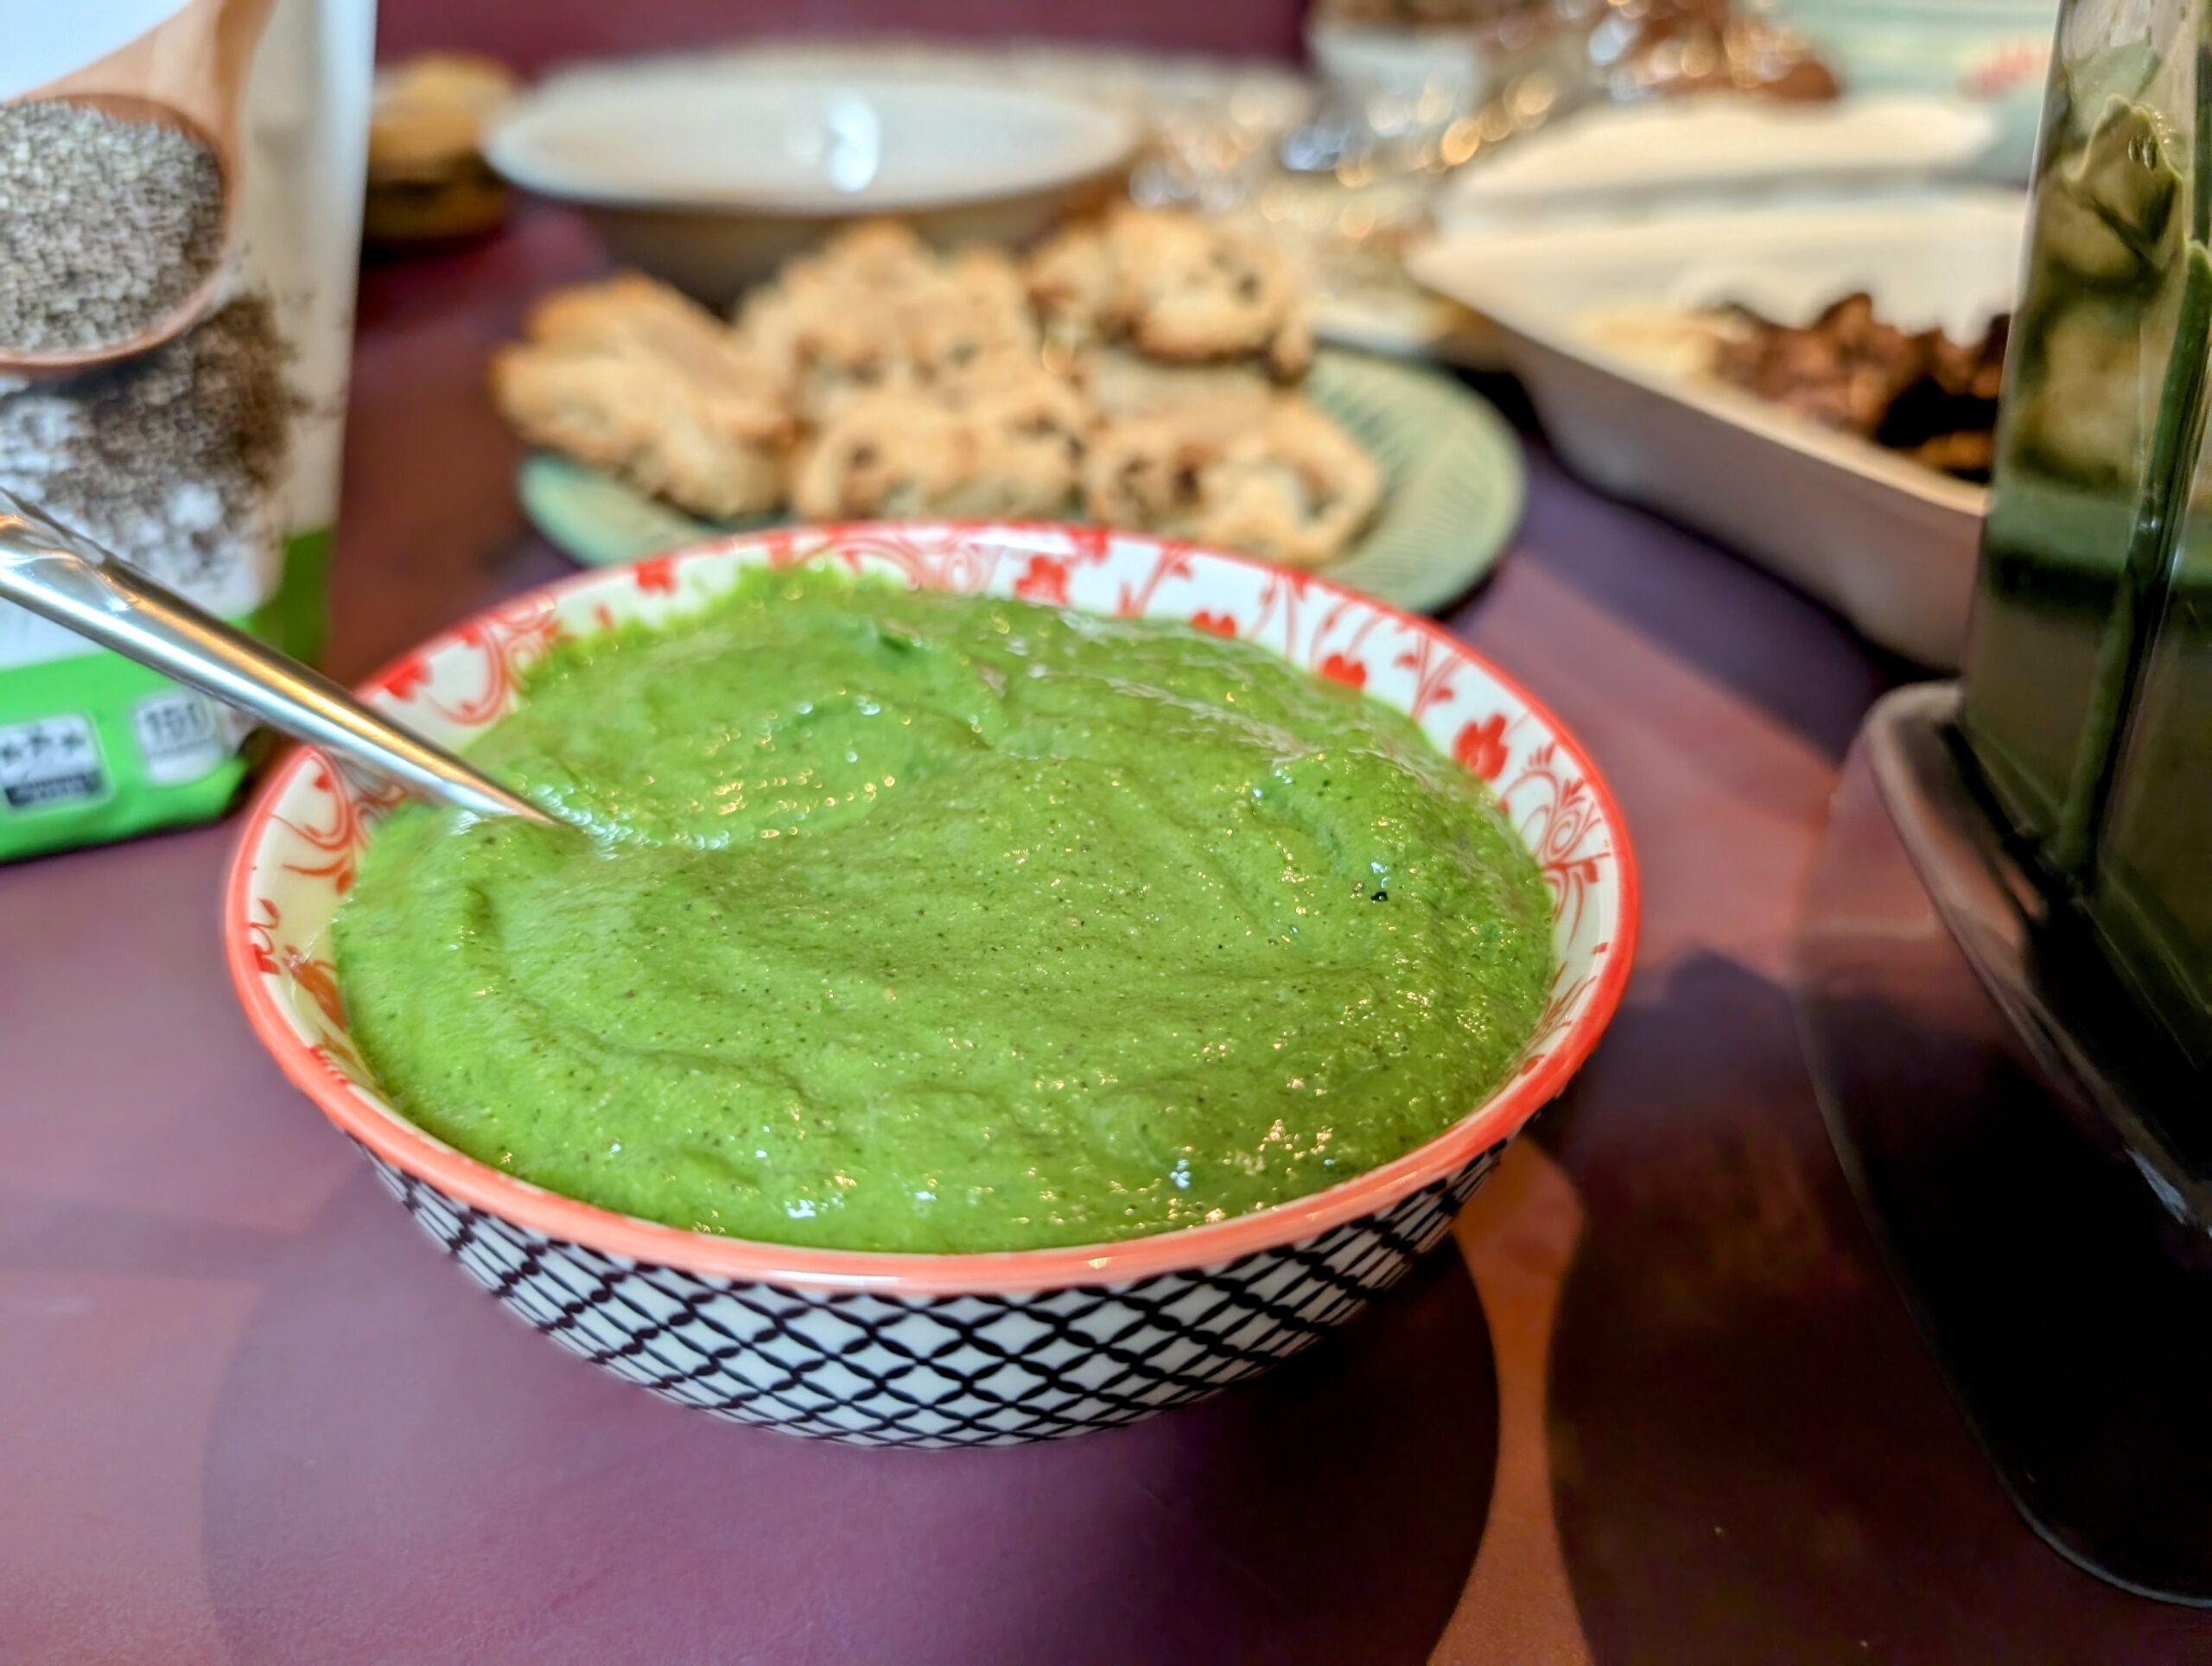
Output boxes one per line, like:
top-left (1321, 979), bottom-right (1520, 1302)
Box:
top-left (1408, 189), bottom-right (2029, 667)
top-left (1438, 97), bottom-right (1999, 222)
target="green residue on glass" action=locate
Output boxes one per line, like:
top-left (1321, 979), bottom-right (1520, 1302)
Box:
top-left (1963, 56), bottom-right (2200, 861)
top-left (1963, 23), bottom-right (2212, 1068)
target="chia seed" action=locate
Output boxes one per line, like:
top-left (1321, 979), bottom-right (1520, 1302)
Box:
top-left (0, 100), bottom-right (226, 354)
top-left (0, 295), bottom-right (295, 595)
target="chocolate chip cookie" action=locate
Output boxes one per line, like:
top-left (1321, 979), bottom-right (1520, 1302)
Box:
top-left (492, 275), bottom-right (790, 519)
top-left (739, 226), bottom-right (1040, 424)
top-left (1030, 207), bottom-right (1313, 383)
top-left (791, 366), bottom-right (1088, 522)
top-left (1083, 397), bottom-right (1379, 569)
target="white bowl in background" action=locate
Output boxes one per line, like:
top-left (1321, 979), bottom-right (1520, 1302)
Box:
top-left (486, 60), bottom-right (1139, 302)
top-left (1306, 17), bottom-right (1493, 106)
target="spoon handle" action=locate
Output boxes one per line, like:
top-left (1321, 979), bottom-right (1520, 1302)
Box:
top-left (0, 489), bottom-right (550, 824)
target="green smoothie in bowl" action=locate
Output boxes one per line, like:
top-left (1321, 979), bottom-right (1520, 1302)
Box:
top-left (333, 569), bottom-right (1554, 1256)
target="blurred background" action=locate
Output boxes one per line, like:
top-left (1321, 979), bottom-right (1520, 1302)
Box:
top-left (32, 0), bottom-right (2212, 1655)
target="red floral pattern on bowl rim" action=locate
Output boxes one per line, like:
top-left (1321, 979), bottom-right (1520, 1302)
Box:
top-left (225, 522), bottom-right (1638, 1296)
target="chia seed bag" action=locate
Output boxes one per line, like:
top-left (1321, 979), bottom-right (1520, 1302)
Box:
top-left (0, 0), bottom-right (373, 860)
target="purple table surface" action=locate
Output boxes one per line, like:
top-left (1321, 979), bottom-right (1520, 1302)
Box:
top-left (9, 208), bottom-right (2212, 1664)
top-left (373, 0), bottom-right (1306, 73)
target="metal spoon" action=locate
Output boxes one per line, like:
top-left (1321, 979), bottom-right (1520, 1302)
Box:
top-left (0, 488), bottom-right (552, 824)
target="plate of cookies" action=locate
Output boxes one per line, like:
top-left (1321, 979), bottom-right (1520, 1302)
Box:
top-left (495, 209), bottom-right (1525, 614)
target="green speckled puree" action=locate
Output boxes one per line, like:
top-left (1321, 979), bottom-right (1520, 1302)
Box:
top-left (334, 569), bottom-right (1553, 1254)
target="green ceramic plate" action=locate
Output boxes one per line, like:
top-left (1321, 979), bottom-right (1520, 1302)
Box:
top-left (518, 348), bottom-right (1525, 616)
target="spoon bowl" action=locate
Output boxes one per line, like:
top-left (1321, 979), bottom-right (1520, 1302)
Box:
top-left (0, 0), bottom-right (276, 378)
top-left (0, 96), bottom-right (237, 380)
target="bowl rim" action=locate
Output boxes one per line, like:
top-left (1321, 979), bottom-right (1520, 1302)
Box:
top-left (483, 70), bottom-right (1141, 216)
top-left (225, 524), bottom-right (1639, 1296)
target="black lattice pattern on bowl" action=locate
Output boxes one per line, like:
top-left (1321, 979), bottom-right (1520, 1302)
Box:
top-left (363, 1144), bottom-right (1505, 1447)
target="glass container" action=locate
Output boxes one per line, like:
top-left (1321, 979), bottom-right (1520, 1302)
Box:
top-left (1961, 0), bottom-right (2212, 1077)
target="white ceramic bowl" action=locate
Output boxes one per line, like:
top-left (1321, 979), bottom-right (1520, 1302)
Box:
top-left (485, 61), bottom-right (1138, 302)
top-left (1410, 189), bottom-right (2025, 667)
top-left (226, 524), bottom-right (1636, 1447)
top-left (1305, 17), bottom-right (1492, 105)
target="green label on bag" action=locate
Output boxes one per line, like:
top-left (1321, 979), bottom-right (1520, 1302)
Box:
top-left (0, 527), bottom-right (332, 863)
